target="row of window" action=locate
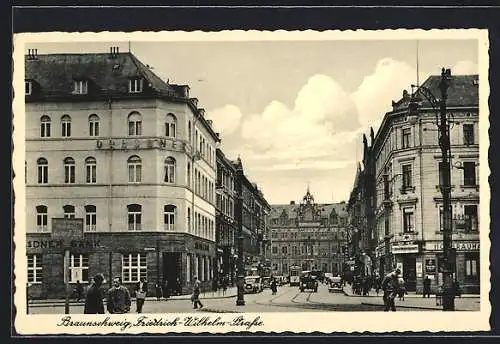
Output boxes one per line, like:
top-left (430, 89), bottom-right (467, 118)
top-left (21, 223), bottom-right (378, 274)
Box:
top-left (35, 204), bottom-right (185, 233)
top-left (27, 252), bottom-right (215, 284)
top-left (26, 79), bottom-right (145, 97)
top-left (272, 245), bottom-right (333, 255)
top-left (377, 123), bottom-right (476, 174)
top-left (382, 161), bottom-right (477, 193)
top-left (186, 207), bottom-right (215, 240)
top-left (190, 164), bottom-right (215, 203)
top-left (33, 155), bottom-right (179, 185)
top-left (216, 193), bottom-right (234, 217)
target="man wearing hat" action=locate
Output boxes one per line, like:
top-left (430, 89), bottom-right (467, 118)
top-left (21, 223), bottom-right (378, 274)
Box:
top-left (381, 268), bottom-right (401, 312)
top-left (84, 273), bottom-right (105, 314)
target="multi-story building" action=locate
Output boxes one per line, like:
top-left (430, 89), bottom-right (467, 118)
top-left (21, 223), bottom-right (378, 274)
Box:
top-left (233, 158), bottom-right (271, 276)
top-left (215, 148), bottom-right (236, 283)
top-left (269, 189), bottom-right (348, 277)
top-left (366, 74), bottom-right (480, 294)
top-left (25, 48), bottom-right (220, 298)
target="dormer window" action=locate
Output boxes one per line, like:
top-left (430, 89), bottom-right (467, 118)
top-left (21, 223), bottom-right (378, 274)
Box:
top-left (25, 80), bottom-right (33, 95)
top-left (73, 80), bottom-right (88, 94)
top-left (129, 78), bottom-right (143, 93)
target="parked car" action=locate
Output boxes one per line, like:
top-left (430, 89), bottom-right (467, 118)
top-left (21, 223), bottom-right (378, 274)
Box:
top-left (328, 276), bottom-right (343, 293)
top-left (299, 271), bottom-right (318, 292)
top-left (244, 276), bottom-right (263, 294)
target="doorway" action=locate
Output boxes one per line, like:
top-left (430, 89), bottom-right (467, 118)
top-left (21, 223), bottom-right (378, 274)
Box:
top-left (403, 256), bottom-right (417, 292)
top-left (163, 252), bottom-right (181, 294)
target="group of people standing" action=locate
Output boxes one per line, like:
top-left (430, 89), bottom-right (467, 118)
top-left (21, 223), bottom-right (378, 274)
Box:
top-left (84, 274), bottom-right (133, 314)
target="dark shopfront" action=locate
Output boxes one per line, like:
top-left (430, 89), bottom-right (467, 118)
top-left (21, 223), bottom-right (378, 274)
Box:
top-left (26, 227), bottom-right (216, 299)
top-left (392, 243), bottom-right (420, 292)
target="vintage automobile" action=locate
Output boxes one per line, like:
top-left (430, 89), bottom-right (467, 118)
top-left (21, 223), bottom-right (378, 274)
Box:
top-left (244, 276), bottom-right (263, 294)
top-left (328, 276), bottom-right (343, 293)
top-left (299, 271), bottom-right (318, 292)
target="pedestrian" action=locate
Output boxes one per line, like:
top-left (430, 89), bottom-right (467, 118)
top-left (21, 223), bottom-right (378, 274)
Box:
top-left (212, 278), bottom-right (219, 296)
top-left (74, 280), bottom-right (84, 302)
top-left (381, 268), bottom-right (401, 312)
top-left (135, 277), bottom-right (148, 313)
top-left (155, 282), bottom-right (162, 301)
top-left (163, 279), bottom-right (170, 300)
top-left (374, 273), bottom-right (381, 295)
top-left (84, 273), bottom-right (105, 314)
top-left (175, 277), bottom-right (182, 296)
top-left (270, 277), bottom-right (278, 295)
top-left (423, 275), bottom-right (431, 298)
top-left (397, 276), bottom-right (406, 301)
top-left (222, 276), bottom-right (228, 296)
top-left (106, 276), bottom-right (131, 314)
top-left (191, 276), bottom-right (203, 309)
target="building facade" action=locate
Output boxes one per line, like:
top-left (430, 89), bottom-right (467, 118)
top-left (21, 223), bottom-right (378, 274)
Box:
top-left (269, 189), bottom-right (348, 277)
top-left (215, 148), bottom-right (236, 283)
top-left (25, 48), bottom-right (221, 298)
top-left (361, 74), bottom-right (480, 294)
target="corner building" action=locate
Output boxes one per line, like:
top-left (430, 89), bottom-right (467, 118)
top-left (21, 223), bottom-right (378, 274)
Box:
top-left (368, 75), bottom-right (480, 293)
top-left (25, 49), bottom-right (220, 298)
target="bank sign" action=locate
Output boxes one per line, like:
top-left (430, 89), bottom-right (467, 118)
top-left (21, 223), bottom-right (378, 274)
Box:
top-left (425, 241), bottom-right (480, 251)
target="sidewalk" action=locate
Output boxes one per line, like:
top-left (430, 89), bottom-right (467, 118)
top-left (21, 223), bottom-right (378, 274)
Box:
top-left (28, 287), bottom-right (237, 307)
top-left (342, 286), bottom-right (480, 311)
top-left (342, 286), bottom-right (478, 298)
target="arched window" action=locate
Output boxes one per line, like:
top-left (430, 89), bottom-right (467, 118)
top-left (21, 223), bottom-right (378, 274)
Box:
top-left (88, 114), bottom-right (100, 137)
top-left (127, 204), bottom-right (142, 231)
top-left (36, 205), bottom-right (48, 232)
top-left (165, 113), bottom-right (177, 138)
top-left (187, 161), bottom-right (191, 187)
top-left (188, 120), bottom-right (192, 143)
top-left (127, 155), bottom-right (142, 182)
top-left (61, 115), bottom-right (72, 137)
top-left (40, 115), bottom-right (51, 138)
top-left (164, 157), bottom-right (176, 183)
top-left (128, 112), bottom-right (142, 136)
top-left (164, 204), bottom-right (176, 231)
top-left (37, 157), bottom-right (48, 184)
top-left (63, 157), bottom-right (75, 184)
top-left (85, 157), bottom-right (97, 183)
top-left (84, 205), bottom-right (97, 232)
top-left (63, 205), bottom-right (75, 219)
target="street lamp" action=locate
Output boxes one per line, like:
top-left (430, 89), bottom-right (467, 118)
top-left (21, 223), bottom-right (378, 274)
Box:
top-left (409, 68), bottom-right (455, 311)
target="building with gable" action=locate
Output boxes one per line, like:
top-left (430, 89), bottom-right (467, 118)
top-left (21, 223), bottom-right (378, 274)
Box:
top-left (268, 189), bottom-right (349, 276)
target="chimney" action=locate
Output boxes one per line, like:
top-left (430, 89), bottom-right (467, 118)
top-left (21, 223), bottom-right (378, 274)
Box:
top-left (27, 48), bottom-right (38, 60)
top-left (109, 46), bottom-right (119, 58)
top-left (181, 85), bottom-right (190, 98)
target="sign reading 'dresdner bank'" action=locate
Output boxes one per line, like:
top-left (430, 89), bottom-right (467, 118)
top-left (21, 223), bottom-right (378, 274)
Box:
top-left (425, 241), bottom-right (480, 251)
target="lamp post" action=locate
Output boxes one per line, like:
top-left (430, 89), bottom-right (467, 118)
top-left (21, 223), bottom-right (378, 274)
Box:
top-left (410, 68), bottom-right (455, 311)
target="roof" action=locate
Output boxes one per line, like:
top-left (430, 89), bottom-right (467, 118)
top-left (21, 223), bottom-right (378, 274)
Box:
top-left (24, 52), bottom-right (220, 141)
top-left (269, 202), bottom-right (348, 220)
top-left (391, 74), bottom-right (479, 111)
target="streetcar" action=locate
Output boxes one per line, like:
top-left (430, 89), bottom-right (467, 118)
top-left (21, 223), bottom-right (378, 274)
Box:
top-left (289, 265), bottom-right (301, 286)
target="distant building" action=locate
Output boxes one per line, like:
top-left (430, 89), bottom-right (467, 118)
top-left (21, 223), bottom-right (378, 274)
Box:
top-left (25, 47), bottom-right (220, 298)
top-left (269, 189), bottom-right (348, 276)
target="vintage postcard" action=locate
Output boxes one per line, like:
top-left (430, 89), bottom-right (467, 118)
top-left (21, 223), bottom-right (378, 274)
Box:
top-left (12, 29), bottom-right (490, 334)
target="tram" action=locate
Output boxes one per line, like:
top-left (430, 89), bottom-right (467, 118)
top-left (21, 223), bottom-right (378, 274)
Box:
top-left (289, 265), bottom-right (301, 286)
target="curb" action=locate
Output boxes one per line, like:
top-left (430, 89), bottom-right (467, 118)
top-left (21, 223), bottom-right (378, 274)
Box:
top-left (361, 302), bottom-right (452, 311)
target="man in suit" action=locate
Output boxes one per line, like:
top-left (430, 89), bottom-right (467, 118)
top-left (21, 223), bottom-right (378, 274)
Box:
top-left (135, 277), bottom-right (148, 313)
top-left (106, 277), bottom-right (131, 314)
top-left (84, 274), bottom-right (105, 314)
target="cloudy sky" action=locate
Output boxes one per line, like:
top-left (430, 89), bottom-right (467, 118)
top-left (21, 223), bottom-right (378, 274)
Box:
top-left (30, 38), bottom-right (478, 204)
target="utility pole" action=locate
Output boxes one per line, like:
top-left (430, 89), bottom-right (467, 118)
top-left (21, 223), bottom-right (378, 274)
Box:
top-left (438, 68), bottom-right (455, 311)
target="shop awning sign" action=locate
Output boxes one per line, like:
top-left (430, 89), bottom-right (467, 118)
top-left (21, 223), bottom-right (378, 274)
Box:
top-left (425, 241), bottom-right (480, 251)
top-left (391, 244), bottom-right (419, 254)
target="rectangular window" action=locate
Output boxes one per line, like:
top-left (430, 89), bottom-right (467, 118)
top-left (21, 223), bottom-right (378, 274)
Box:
top-left (85, 211), bottom-right (97, 232)
top-left (69, 254), bottom-right (89, 283)
top-left (73, 80), bottom-right (88, 94)
top-left (272, 246), bottom-right (278, 254)
top-left (465, 253), bottom-right (479, 278)
top-left (402, 128), bottom-right (411, 148)
top-left (38, 165), bottom-right (48, 184)
top-left (128, 211), bottom-right (142, 231)
top-left (36, 211), bottom-right (48, 232)
top-left (464, 204), bottom-right (479, 232)
top-left (41, 121), bottom-right (51, 138)
top-left (65, 165), bottom-right (75, 184)
top-left (122, 253), bottom-right (147, 283)
top-left (129, 79), bottom-right (143, 93)
top-left (89, 120), bottom-right (99, 137)
top-left (402, 164), bottom-right (412, 188)
top-left (25, 81), bottom-right (32, 95)
top-left (463, 124), bottom-right (474, 145)
top-left (27, 254), bottom-right (42, 283)
top-left (403, 208), bottom-right (414, 233)
top-left (463, 162), bottom-right (477, 186)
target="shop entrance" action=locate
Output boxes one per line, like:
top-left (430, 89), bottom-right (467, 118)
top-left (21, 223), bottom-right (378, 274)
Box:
top-left (403, 256), bottom-right (417, 292)
top-left (162, 252), bottom-right (181, 294)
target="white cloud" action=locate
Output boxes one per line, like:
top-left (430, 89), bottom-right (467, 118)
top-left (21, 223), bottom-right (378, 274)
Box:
top-left (206, 104), bottom-right (242, 135)
top-left (452, 60), bottom-right (478, 75)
